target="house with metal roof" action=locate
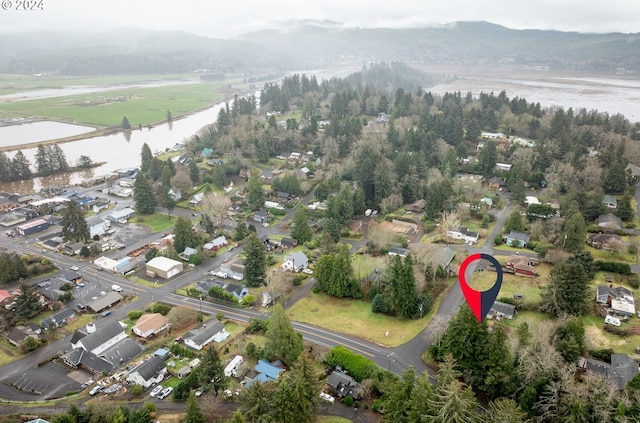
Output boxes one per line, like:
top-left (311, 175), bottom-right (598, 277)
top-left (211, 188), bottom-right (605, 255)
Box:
top-left (603, 195), bottom-right (618, 209)
top-left (487, 301), bottom-right (516, 320)
top-left (282, 251), bottom-right (309, 272)
top-left (505, 231), bottom-right (530, 247)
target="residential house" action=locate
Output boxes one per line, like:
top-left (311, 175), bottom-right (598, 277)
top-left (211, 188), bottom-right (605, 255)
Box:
top-left (579, 354), bottom-right (640, 390)
top-left (510, 137), bottom-right (536, 148)
top-left (0, 288), bottom-right (21, 308)
top-left (41, 307), bottom-right (76, 330)
top-left (495, 163), bottom-right (513, 172)
top-left (203, 236), bottom-right (229, 252)
top-left (525, 196), bottom-right (541, 206)
top-left (189, 193), bottom-right (204, 207)
top-left (106, 207), bottom-right (136, 223)
top-left (224, 355), bottom-right (244, 378)
top-left (252, 210), bottom-right (269, 224)
top-left (126, 356), bottom-right (167, 388)
top-left (388, 246), bottom-right (409, 257)
top-left (87, 291), bottom-right (123, 313)
top-left (505, 231), bottom-right (531, 247)
top-left (224, 283), bottom-right (249, 301)
top-left (282, 251), bottom-right (309, 272)
top-left (208, 158), bottom-right (223, 166)
top-left (480, 197), bottom-right (494, 207)
top-left (482, 131), bottom-right (505, 140)
top-left (326, 371), bottom-right (361, 399)
top-left (133, 313), bottom-right (170, 338)
top-left (603, 195), bottom-right (618, 209)
top-left (506, 255), bottom-right (539, 277)
top-left (597, 214), bottom-right (623, 231)
top-left (276, 192), bottom-right (291, 204)
top-left (425, 246), bottom-right (456, 272)
top-left (588, 233), bottom-right (622, 250)
top-left (63, 271), bottom-right (83, 284)
top-left (596, 286), bottom-right (636, 317)
top-left (180, 247), bottom-right (198, 261)
top-left (247, 359), bottom-right (285, 385)
top-left (183, 321), bottom-right (229, 350)
top-left (201, 148), bottom-right (213, 158)
top-left (7, 324), bottom-right (40, 347)
top-left (487, 301), bottom-right (516, 320)
top-left (446, 226), bottom-right (479, 245)
top-left (280, 237), bottom-right (298, 249)
top-left (168, 189), bottom-right (182, 202)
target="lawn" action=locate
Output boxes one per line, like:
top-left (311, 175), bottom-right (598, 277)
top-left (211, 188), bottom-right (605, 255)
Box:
top-left (581, 315), bottom-right (640, 357)
top-left (131, 213), bottom-right (177, 232)
top-left (287, 292), bottom-right (429, 347)
top-left (351, 254), bottom-right (388, 280)
top-left (467, 263), bottom-right (553, 305)
top-left (315, 417), bottom-right (354, 423)
top-left (0, 79), bottom-right (231, 127)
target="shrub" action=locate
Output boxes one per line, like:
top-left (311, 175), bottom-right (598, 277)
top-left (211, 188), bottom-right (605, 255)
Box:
top-left (494, 236), bottom-right (504, 246)
top-left (312, 286), bottom-right (320, 294)
top-left (372, 399), bottom-right (383, 413)
top-left (363, 403), bottom-right (369, 410)
top-left (353, 400), bottom-right (360, 408)
top-left (189, 254), bottom-right (203, 265)
top-left (128, 310), bottom-right (143, 320)
top-left (149, 303), bottom-right (171, 315)
top-left (131, 385), bottom-right (143, 396)
top-left (269, 208), bottom-right (286, 216)
top-left (216, 312), bottom-right (225, 321)
top-left (588, 348), bottom-right (614, 362)
top-left (595, 260), bottom-right (631, 275)
top-left (208, 286), bottom-right (237, 303)
top-left (344, 395), bottom-right (354, 406)
top-left (292, 276), bottom-right (304, 286)
top-left (241, 294), bottom-right (255, 306)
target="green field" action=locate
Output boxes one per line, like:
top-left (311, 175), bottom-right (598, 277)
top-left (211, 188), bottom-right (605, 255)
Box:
top-left (0, 74), bottom-right (238, 127)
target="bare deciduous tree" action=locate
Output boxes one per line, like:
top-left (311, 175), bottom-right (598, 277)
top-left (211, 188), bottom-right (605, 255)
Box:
top-left (441, 211), bottom-right (460, 245)
top-left (202, 192), bottom-right (231, 228)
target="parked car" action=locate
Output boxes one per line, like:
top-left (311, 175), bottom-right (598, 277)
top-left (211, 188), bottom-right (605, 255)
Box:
top-left (302, 268), bottom-right (313, 275)
top-left (70, 265), bottom-right (80, 271)
top-left (149, 385), bottom-right (163, 398)
top-left (158, 387), bottom-right (173, 400)
top-left (102, 311), bottom-right (112, 317)
top-left (89, 385), bottom-right (103, 396)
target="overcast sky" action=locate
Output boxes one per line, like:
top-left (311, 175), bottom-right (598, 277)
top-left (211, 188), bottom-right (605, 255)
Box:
top-left (1, 0), bottom-right (638, 37)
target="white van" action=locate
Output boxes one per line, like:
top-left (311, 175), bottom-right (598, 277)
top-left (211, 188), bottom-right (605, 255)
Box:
top-left (365, 209), bottom-right (372, 216)
top-left (112, 284), bottom-right (122, 292)
top-left (605, 315), bottom-right (621, 327)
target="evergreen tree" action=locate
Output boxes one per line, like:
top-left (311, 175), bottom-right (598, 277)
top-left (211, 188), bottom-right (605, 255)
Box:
top-left (426, 355), bottom-right (481, 423)
top-left (616, 191), bottom-right (634, 221)
top-left (122, 116), bottom-right (132, 130)
top-left (389, 255), bottom-right (420, 319)
top-left (199, 347), bottom-right (228, 395)
top-left (315, 245), bottom-right (359, 298)
top-left (241, 381), bottom-right (273, 422)
top-left (406, 373), bottom-right (433, 422)
top-left (78, 155), bottom-right (93, 169)
top-left (288, 355), bottom-right (321, 422)
top-left (504, 210), bottom-right (526, 234)
top-left (263, 304), bottom-right (303, 366)
top-left (35, 144), bottom-right (51, 176)
top-left (140, 143), bottom-right (153, 174)
top-left (478, 140), bottom-right (497, 177)
top-left (322, 217), bottom-right (340, 243)
top-left (0, 152), bottom-right (12, 182)
top-left (133, 173), bottom-right (157, 214)
top-left (487, 398), bottom-right (531, 423)
top-left (272, 378), bottom-right (297, 422)
top-left (13, 282), bottom-right (44, 318)
top-left (173, 216), bottom-right (200, 255)
top-left (244, 233), bottom-right (266, 287)
top-left (382, 367), bottom-right (416, 422)
top-left (562, 212), bottom-right (586, 252)
top-left (60, 200), bottom-right (90, 242)
top-left (291, 207), bottom-right (312, 244)
top-left (184, 392), bottom-right (205, 423)
top-left (52, 144), bottom-right (69, 172)
top-left (352, 186), bottom-right (367, 216)
top-left (188, 160), bottom-right (200, 184)
top-left (246, 174), bottom-right (265, 211)
top-left (540, 260), bottom-right (589, 317)
top-left (603, 160), bottom-right (627, 193)
top-left (11, 150), bottom-right (32, 180)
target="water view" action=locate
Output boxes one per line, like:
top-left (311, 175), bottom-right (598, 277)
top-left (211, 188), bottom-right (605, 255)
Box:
top-left (0, 120), bottom-right (96, 148)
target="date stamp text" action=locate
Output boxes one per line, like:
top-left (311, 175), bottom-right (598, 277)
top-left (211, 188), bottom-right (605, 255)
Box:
top-left (2, 0), bottom-right (44, 10)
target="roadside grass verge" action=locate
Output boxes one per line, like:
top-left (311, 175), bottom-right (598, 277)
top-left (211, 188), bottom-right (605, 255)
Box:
top-left (131, 214), bottom-right (176, 232)
top-left (286, 292), bottom-right (429, 347)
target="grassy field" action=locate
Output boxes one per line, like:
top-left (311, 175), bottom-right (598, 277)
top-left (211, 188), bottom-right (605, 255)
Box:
top-left (287, 292), bottom-right (429, 347)
top-left (0, 73), bottom-right (198, 92)
top-left (351, 254), bottom-right (388, 280)
top-left (0, 79), bottom-right (231, 127)
top-left (467, 262), bottom-right (553, 304)
top-left (131, 213), bottom-right (176, 232)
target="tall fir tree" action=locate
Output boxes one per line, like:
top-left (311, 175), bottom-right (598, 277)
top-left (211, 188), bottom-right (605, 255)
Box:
top-left (133, 173), bottom-right (157, 214)
top-left (173, 216), bottom-right (200, 255)
top-left (244, 233), bottom-right (266, 288)
top-left (184, 392), bottom-right (205, 423)
top-left (263, 304), bottom-right (303, 366)
top-left (199, 347), bottom-right (228, 395)
top-left (140, 143), bottom-right (153, 175)
top-left (11, 150), bottom-right (32, 180)
top-left (60, 200), bottom-right (90, 242)
top-left (291, 206), bottom-right (312, 244)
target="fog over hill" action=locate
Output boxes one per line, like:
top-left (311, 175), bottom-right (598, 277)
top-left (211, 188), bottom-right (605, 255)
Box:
top-left (0, 21), bottom-right (638, 75)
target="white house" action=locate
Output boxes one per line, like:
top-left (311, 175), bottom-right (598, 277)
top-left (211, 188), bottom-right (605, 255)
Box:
top-left (446, 227), bottom-right (479, 244)
top-left (282, 251), bottom-right (309, 272)
top-left (495, 163), bottom-right (513, 172)
top-left (184, 321), bottom-right (229, 350)
top-left (132, 313), bottom-right (170, 338)
top-left (126, 356), bottom-right (167, 388)
top-left (525, 196), bottom-right (541, 206)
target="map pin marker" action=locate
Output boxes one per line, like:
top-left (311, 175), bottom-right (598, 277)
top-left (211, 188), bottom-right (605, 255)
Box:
top-left (458, 253), bottom-right (503, 323)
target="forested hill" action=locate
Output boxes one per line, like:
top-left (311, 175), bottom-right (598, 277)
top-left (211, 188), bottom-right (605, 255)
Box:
top-left (0, 21), bottom-right (639, 75)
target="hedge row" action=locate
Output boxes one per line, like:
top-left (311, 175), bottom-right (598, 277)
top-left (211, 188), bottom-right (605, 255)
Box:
top-left (595, 260), bottom-right (632, 275)
top-left (326, 346), bottom-right (378, 382)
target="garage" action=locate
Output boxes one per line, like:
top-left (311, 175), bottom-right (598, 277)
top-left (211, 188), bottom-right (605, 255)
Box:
top-left (146, 256), bottom-right (183, 279)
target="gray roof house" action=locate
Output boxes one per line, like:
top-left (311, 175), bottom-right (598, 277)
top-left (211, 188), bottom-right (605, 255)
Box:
top-left (597, 214), bottom-right (622, 231)
top-left (326, 371), bottom-right (361, 399)
top-left (505, 231), bottom-right (530, 247)
top-left (603, 195), bottom-right (618, 209)
top-left (183, 321), bottom-right (229, 350)
top-left (126, 356), bottom-right (167, 388)
top-left (41, 307), bottom-right (76, 329)
top-left (282, 251), bottom-right (309, 272)
top-left (487, 301), bottom-right (516, 320)
top-left (579, 354), bottom-right (640, 390)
